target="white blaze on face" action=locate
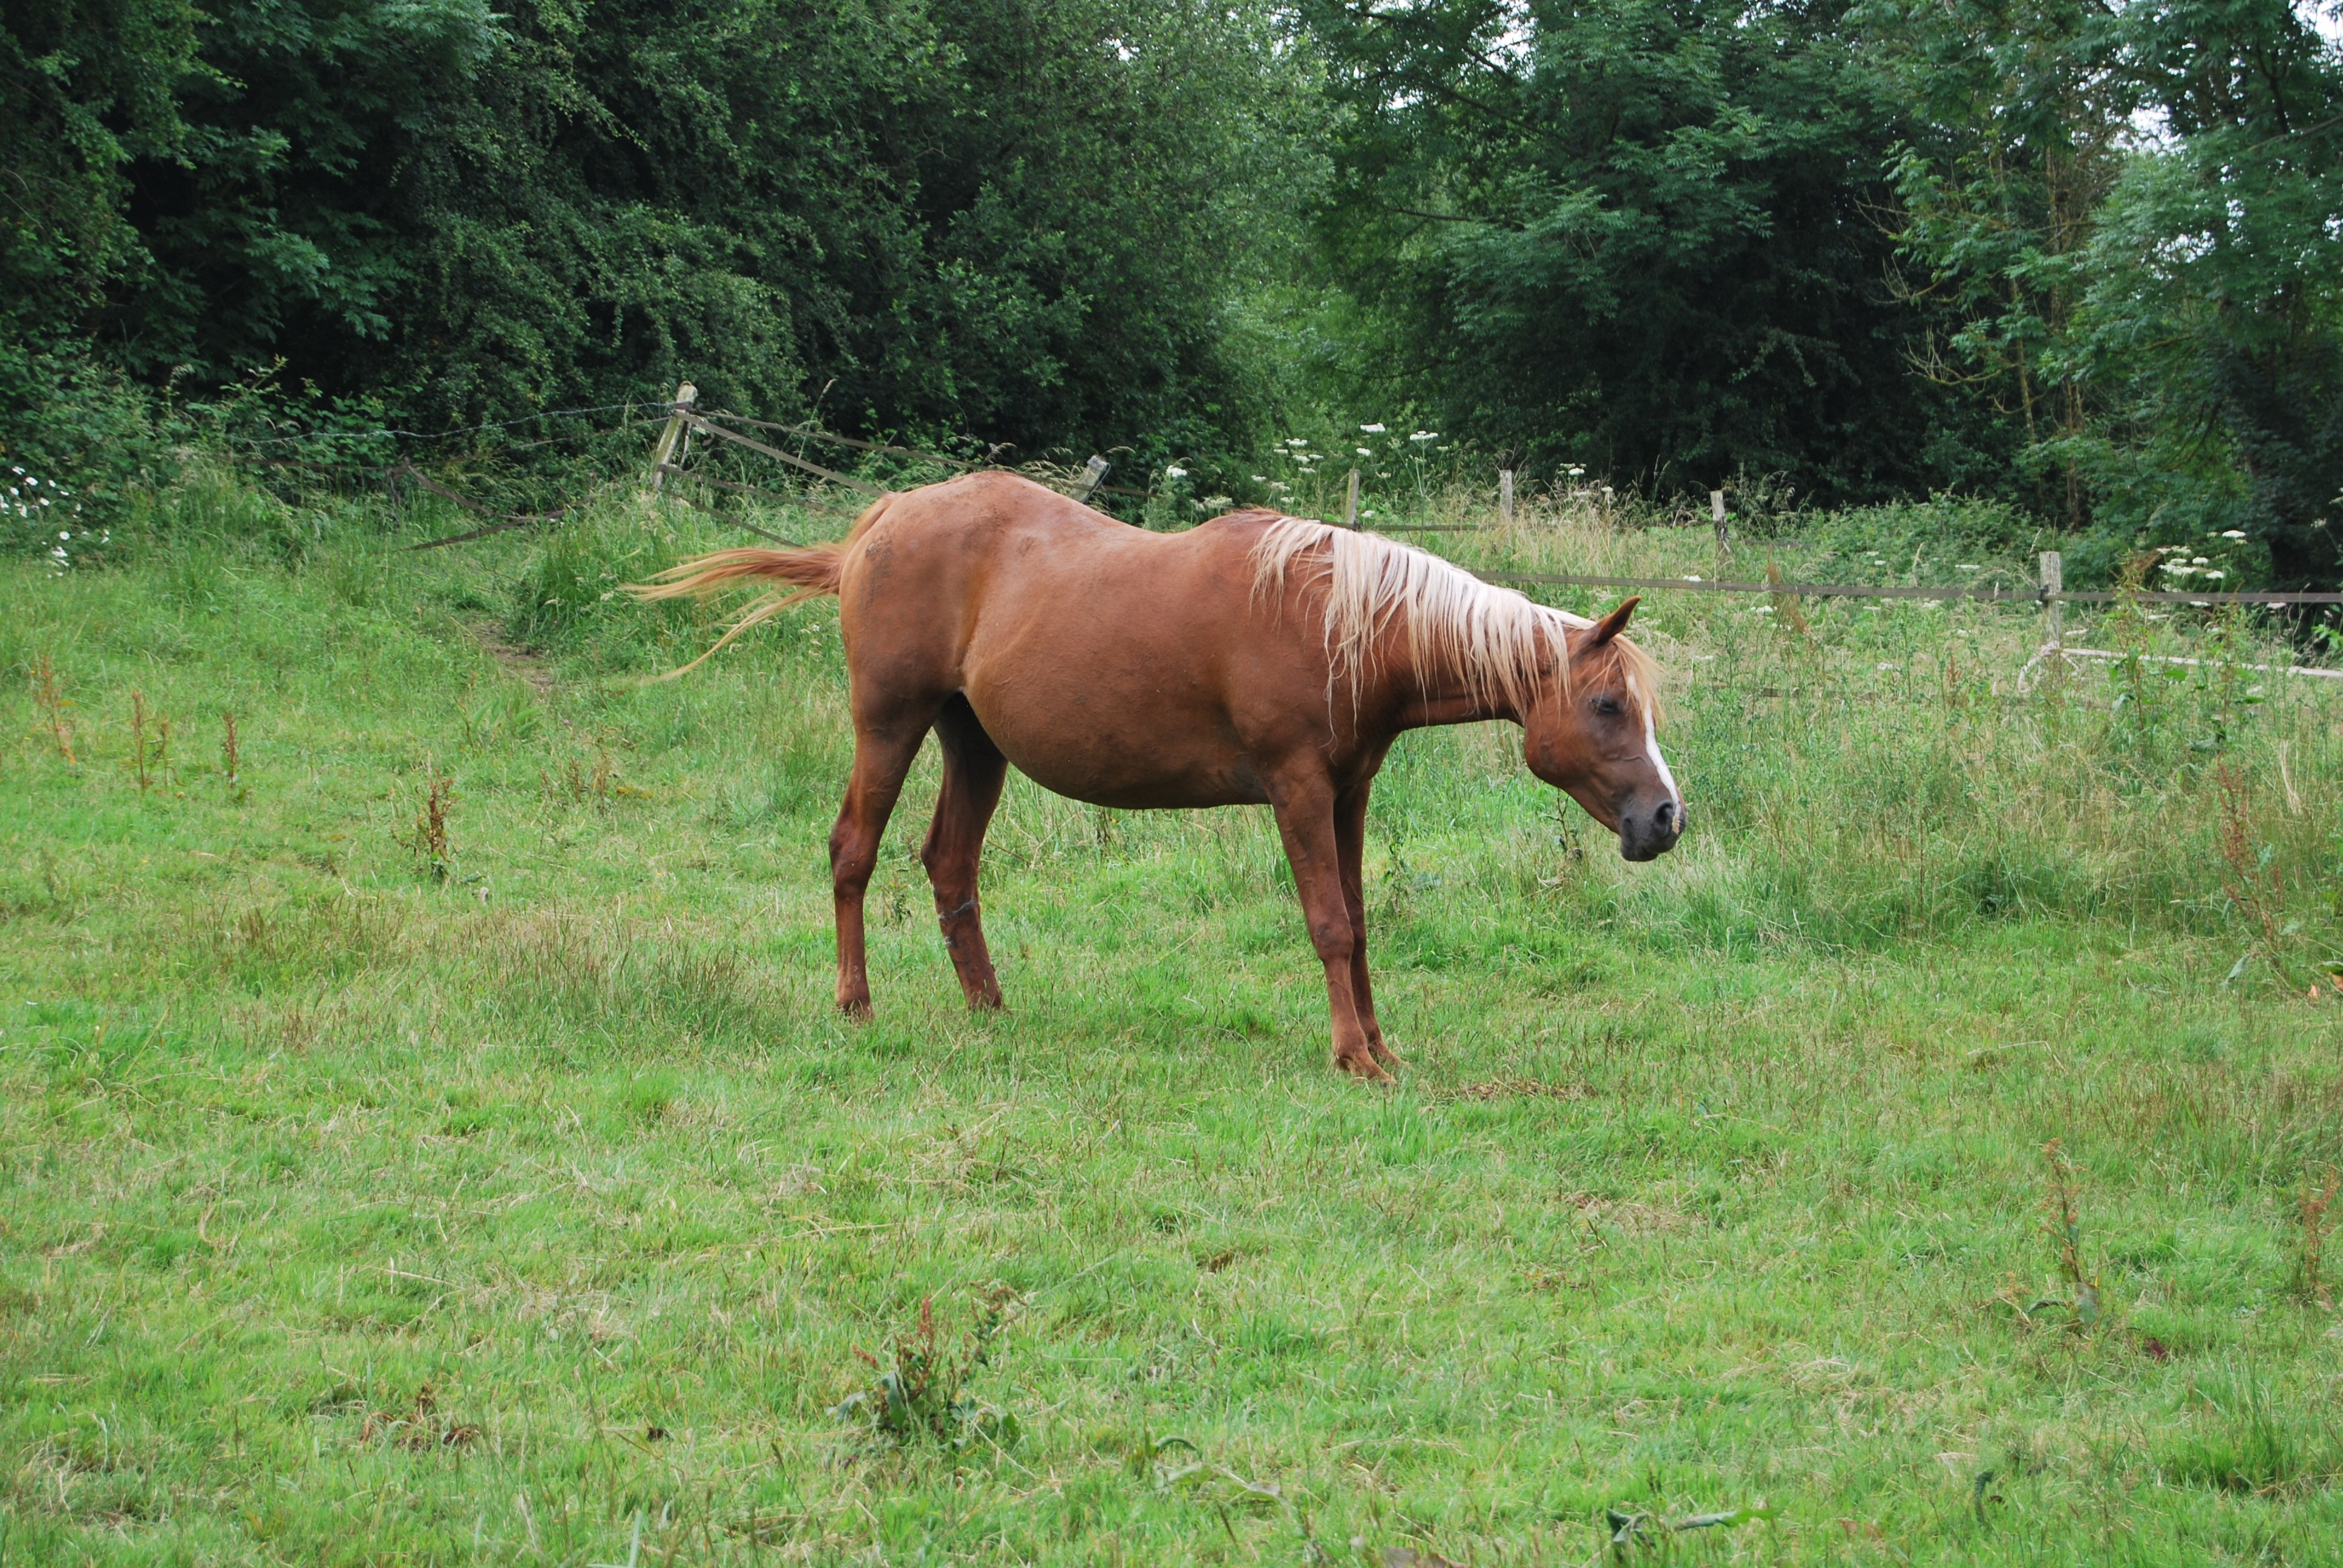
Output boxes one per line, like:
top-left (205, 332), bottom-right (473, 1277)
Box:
top-left (1642, 705), bottom-right (1681, 810)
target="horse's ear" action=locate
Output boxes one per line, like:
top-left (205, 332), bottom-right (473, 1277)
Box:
top-left (1585, 596), bottom-right (1639, 647)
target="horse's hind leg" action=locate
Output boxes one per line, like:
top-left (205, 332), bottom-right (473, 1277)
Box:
top-left (922, 695), bottom-right (1009, 1010)
top-left (830, 714), bottom-right (932, 1019)
top-left (1334, 782), bottom-right (1399, 1071)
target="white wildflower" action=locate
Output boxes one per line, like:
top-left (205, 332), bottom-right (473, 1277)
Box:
top-left (1360, 423), bottom-right (1386, 433)
top-left (1164, 466), bottom-right (1187, 479)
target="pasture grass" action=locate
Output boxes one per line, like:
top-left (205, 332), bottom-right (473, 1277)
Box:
top-left (4, 472), bottom-right (2342, 1564)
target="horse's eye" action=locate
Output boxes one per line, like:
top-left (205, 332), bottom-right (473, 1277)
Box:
top-left (1593, 695), bottom-right (1622, 717)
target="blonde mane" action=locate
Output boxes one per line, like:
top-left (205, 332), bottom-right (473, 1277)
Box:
top-left (1246, 514), bottom-right (1660, 717)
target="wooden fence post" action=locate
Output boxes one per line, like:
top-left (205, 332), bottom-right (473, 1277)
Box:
top-left (1072, 455), bottom-right (1110, 505)
top-left (647, 382), bottom-right (696, 492)
top-left (1709, 489), bottom-right (1731, 557)
top-left (1345, 468), bottom-right (1360, 529)
top-left (1498, 469), bottom-right (1514, 529)
top-left (2040, 550), bottom-right (2063, 650)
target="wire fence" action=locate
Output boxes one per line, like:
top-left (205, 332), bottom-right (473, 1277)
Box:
top-left (1476, 568), bottom-right (2343, 607)
top-left (227, 399), bottom-right (683, 449)
top-left (201, 388), bottom-right (2343, 672)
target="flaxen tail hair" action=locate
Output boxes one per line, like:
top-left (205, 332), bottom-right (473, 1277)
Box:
top-left (628, 494), bottom-right (894, 679)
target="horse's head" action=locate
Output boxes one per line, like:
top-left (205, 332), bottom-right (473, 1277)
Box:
top-left (1522, 598), bottom-right (1684, 862)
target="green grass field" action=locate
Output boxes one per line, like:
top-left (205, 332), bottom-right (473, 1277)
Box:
top-left (5, 471), bottom-right (2343, 1564)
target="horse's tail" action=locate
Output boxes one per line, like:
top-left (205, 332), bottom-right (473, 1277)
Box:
top-left (629, 493), bottom-right (893, 679)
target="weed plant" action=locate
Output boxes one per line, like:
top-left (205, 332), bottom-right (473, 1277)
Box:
top-left (1, 466), bottom-right (2341, 1561)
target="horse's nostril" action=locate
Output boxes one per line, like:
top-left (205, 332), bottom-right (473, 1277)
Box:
top-left (1654, 800), bottom-right (1677, 829)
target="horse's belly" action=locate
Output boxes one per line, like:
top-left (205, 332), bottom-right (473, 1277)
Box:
top-left (963, 678), bottom-right (1268, 809)
top-left (1011, 753), bottom-right (1270, 811)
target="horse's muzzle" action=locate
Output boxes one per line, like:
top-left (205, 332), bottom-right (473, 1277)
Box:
top-left (1619, 798), bottom-right (1683, 862)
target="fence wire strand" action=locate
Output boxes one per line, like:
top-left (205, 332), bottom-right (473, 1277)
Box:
top-left (209, 401), bottom-right (2343, 619)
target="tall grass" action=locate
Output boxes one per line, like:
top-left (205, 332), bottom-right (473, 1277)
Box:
top-left (4, 460), bottom-right (2342, 1563)
top-left (14, 454), bottom-right (2343, 972)
top-left (1347, 483), bottom-right (2343, 967)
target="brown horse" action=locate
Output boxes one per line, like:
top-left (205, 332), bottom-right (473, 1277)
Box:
top-left (638, 471), bottom-right (1681, 1079)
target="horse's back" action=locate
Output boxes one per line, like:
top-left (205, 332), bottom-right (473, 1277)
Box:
top-left (842, 471), bottom-right (1265, 646)
top-left (837, 474), bottom-right (1308, 807)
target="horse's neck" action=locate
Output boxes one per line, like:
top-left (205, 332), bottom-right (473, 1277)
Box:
top-left (1383, 645), bottom-right (1527, 732)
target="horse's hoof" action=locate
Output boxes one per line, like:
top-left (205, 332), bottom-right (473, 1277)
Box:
top-left (1368, 1039), bottom-right (1404, 1070)
top-left (1334, 1052), bottom-right (1395, 1083)
top-left (838, 998), bottom-right (874, 1021)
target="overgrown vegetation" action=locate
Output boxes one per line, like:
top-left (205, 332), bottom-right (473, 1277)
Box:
top-left (3, 0), bottom-right (1309, 479)
top-left (2, 472), bottom-right (2341, 1560)
top-left (8, 2), bottom-right (2341, 575)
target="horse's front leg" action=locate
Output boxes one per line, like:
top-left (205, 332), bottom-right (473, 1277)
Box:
top-left (1269, 771), bottom-right (1389, 1081)
top-left (1333, 782), bottom-right (1399, 1071)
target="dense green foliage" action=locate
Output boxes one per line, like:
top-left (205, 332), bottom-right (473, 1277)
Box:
top-left (4, 0), bottom-right (1307, 465)
top-left (1303, 0), bottom-right (2019, 502)
top-left (4, 0), bottom-right (2343, 581)
top-left (1880, 0), bottom-right (2343, 586)
top-left (2079, 0), bottom-right (2343, 589)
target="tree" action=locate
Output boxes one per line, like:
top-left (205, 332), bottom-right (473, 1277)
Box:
top-left (2067, 0), bottom-right (2343, 588)
top-left (1879, 0), bottom-right (2343, 587)
top-left (10, 1), bottom-right (1317, 468)
top-left (0, 0), bottom-right (200, 462)
top-left (1303, 0), bottom-right (2014, 502)
top-left (1872, 0), bottom-right (2135, 531)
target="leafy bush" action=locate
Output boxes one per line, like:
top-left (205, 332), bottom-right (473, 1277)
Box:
top-left (7, 0), bottom-right (1312, 481)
